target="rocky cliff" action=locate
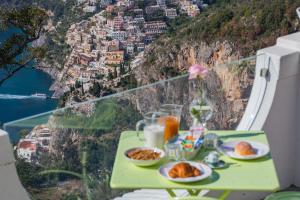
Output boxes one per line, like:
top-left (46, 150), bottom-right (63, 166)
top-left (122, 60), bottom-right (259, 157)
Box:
top-left (131, 39), bottom-right (253, 129)
top-left (134, 40), bottom-right (240, 84)
top-left (131, 0), bottom-right (300, 129)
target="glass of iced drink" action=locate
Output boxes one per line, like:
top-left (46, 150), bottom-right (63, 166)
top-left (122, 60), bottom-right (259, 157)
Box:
top-left (159, 104), bottom-right (183, 142)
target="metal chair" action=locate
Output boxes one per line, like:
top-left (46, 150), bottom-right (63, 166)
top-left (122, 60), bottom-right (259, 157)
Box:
top-left (170, 197), bottom-right (219, 200)
top-left (265, 191), bottom-right (300, 200)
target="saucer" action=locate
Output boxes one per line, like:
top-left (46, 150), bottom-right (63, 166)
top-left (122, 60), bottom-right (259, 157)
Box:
top-left (205, 160), bottom-right (226, 169)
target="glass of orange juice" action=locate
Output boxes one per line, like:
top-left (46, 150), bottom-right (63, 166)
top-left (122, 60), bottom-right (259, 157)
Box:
top-left (159, 104), bottom-right (183, 142)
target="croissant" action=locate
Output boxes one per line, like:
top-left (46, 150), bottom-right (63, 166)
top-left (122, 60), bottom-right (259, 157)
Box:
top-left (168, 162), bottom-right (201, 178)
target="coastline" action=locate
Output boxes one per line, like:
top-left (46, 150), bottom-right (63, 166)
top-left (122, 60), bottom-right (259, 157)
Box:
top-left (33, 31), bottom-right (66, 99)
top-left (36, 62), bottom-right (65, 99)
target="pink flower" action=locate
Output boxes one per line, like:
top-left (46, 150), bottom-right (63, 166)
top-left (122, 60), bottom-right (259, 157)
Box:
top-left (188, 64), bottom-right (208, 80)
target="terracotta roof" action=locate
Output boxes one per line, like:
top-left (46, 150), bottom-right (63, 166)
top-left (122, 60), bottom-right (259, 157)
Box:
top-left (18, 141), bottom-right (37, 151)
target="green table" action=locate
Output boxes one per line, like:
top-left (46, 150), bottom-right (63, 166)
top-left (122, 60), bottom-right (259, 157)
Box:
top-left (110, 131), bottom-right (280, 200)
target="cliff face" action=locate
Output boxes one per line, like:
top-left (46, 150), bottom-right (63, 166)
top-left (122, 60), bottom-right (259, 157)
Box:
top-left (134, 40), bottom-right (240, 84)
top-left (132, 40), bottom-right (253, 129)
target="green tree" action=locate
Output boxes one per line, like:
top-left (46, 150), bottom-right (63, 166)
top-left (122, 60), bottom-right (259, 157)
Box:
top-left (137, 0), bottom-right (145, 9)
top-left (108, 71), bottom-right (113, 80)
top-left (113, 66), bottom-right (118, 78)
top-left (15, 159), bottom-right (46, 187)
top-left (19, 129), bottom-right (30, 139)
top-left (89, 82), bottom-right (102, 97)
top-left (0, 7), bottom-right (49, 85)
top-left (75, 80), bottom-right (82, 88)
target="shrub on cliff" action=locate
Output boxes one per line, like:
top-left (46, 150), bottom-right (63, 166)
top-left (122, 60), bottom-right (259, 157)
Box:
top-left (154, 0), bottom-right (300, 57)
top-left (16, 159), bottom-right (46, 187)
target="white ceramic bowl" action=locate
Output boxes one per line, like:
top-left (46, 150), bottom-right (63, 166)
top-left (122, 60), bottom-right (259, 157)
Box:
top-left (124, 147), bottom-right (165, 166)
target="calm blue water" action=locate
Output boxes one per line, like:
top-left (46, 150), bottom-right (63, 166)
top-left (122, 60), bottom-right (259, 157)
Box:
top-left (0, 68), bottom-right (58, 124)
top-left (0, 28), bottom-right (58, 125)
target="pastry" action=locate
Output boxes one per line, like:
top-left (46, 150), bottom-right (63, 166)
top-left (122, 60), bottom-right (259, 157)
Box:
top-left (168, 162), bottom-right (201, 178)
top-left (234, 141), bottom-right (256, 156)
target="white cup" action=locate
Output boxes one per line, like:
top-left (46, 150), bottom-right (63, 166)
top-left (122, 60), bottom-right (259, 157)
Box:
top-left (205, 151), bottom-right (219, 164)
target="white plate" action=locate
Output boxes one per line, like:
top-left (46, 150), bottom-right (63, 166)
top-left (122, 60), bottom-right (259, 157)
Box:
top-left (158, 161), bottom-right (212, 183)
top-left (124, 147), bottom-right (165, 166)
top-left (218, 140), bottom-right (270, 160)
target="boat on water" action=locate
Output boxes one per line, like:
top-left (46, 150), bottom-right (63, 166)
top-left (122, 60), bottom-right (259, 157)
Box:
top-left (30, 93), bottom-right (48, 99)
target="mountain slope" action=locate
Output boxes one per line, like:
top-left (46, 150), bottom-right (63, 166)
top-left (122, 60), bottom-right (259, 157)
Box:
top-left (134, 0), bottom-right (300, 84)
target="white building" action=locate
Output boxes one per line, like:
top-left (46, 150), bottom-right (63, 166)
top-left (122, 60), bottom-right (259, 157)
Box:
top-left (77, 0), bottom-right (86, 4)
top-left (134, 9), bottom-right (144, 18)
top-left (126, 43), bottom-right (135, 55)
top-left (89, 0), bottom-right (98, 4)
top-left (17, 139), bottom-right (38, 163)
top-left (145, 5), bottom-right (162, 15)
top-left (28, 125), bottom-right (52, 151)
top-left (111, 31), bottom-right (128, 41)
top-left (165, 8), bottom-right (177, 19)
top-left (79, 72), bottom-right (91, 83)
top-left (132, 17), bottom-right (145, 25)
top-left (83, 5), bottom-right (97, 13)
top-left (156, 0), bottom-right (166, 7)
top-left (144, 21), bottom-right (167, 36)
top-left (101, 0), bottom-right (112, 6)
top-left (137, 42), bottom-right (145, 52)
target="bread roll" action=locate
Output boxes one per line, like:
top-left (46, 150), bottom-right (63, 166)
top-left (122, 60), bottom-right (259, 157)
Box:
top-left (235, 141), bottom-right (256, 156)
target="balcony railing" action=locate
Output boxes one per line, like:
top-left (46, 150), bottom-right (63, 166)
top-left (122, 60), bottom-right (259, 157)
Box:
top-left (3, 56), bottom-right (256, 200)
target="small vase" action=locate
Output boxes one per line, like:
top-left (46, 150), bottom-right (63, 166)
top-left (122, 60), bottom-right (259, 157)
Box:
top-left (189, 93), bottom-right (212, 138)
top-left (190, 118), bottom-right (205, 139)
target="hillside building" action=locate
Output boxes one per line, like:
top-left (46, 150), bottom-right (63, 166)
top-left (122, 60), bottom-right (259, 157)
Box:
top-left (165, 8), bottom-right (177, 19)
top-left (105, 50), bottom-right (124, 64)
top-left (17, 139), bottom-right (38, 163)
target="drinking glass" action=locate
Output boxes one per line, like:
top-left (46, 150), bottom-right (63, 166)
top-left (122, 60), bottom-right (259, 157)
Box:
top-left (164, 142), bottom-right (183, 161)
top-left (203, 133), bottom-right (219, 150)
top-left (159, 104), bottom-right (183, 143)
top-left (136, 112), bottom-right (168, 149)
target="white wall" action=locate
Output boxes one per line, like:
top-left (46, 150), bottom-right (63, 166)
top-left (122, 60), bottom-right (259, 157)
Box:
top-left (258, 34), bottom-right (300, 188)
top-left (295, 68), bottom-right (300, 186)
top-left (232, 33), bottom-right (300, 199)
top-left (0, 130), bottom-right (30, 200)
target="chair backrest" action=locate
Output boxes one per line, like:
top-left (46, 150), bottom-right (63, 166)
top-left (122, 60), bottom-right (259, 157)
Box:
top-left (265, 191), bottom-right (300, 200)
top-left (170, 197), bottom-right (219, 200)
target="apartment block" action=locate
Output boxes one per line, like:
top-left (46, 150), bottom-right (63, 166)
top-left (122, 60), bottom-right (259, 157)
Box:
top-left (105, 50), bottom-right (124, 64)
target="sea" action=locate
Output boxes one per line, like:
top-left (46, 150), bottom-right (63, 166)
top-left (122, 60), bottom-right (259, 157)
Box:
top-left (0, 28), bottom-right (58, 126)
